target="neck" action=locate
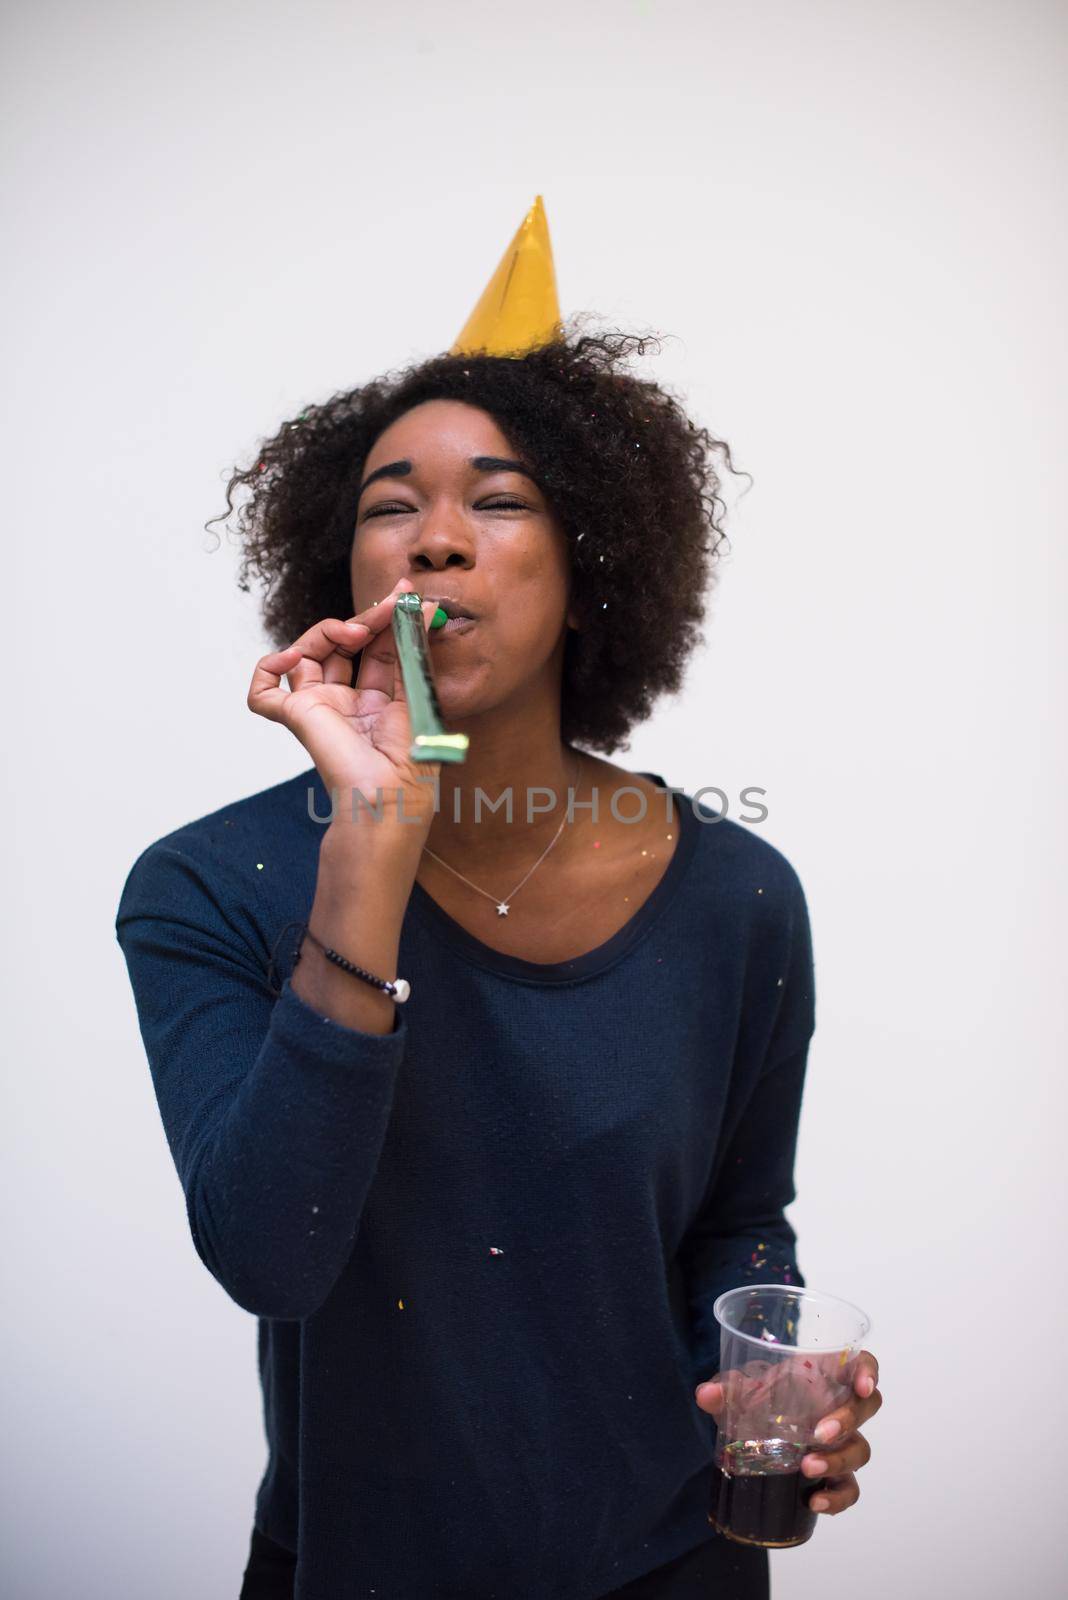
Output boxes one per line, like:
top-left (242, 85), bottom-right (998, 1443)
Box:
top-left (423, 719), bottom-right (581, 870)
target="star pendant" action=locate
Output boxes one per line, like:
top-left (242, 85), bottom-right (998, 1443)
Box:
top-left (496, 902), bottom-right (510, 917)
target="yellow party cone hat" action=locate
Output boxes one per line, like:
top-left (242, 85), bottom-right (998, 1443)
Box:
top-left (450, 195), bottom-right (563, 357)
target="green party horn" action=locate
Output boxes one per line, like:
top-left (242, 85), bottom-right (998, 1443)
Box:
top-left (391, 593), bottom-right (470, 764)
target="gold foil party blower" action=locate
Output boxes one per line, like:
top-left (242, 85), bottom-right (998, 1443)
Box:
top-left (391, 595), bottom-right (469, 765)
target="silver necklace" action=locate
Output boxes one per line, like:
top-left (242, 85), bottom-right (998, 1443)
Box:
top-left (421, 754), bottom-right (582, 916)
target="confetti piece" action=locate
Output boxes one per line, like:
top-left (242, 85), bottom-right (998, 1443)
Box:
top-left (489, 1247), bottom-right (504, 1256)
top-left (256, 863), bottom-right (264, 871)
top-left (397, 1299), bottom-right (404, 1310)
top-left (839, 1348), bottom-right (848, 1367)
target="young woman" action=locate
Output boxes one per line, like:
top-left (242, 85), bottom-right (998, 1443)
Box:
top-left (116, 330), bottom-right (881, 1599)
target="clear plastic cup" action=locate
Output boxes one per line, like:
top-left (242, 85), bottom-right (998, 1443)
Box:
top-left (708, 1284), bottom-right (872, 1549)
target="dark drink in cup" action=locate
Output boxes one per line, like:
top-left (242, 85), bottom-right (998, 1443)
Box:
top-left (709, 1437), bottom-right (826, 1548)
top-left (706, 1285), bottom-right (872, 1551)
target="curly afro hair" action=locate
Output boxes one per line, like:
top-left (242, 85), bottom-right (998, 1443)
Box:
top-left (207, 321), bottom-right (746, 754)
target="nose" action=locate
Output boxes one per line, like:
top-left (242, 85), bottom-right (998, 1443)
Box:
top-left (407, 506), bottom-right (476, 572)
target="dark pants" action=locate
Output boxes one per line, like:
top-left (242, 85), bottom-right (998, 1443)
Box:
top-left (239, 1523), bottom-right (769, 1599)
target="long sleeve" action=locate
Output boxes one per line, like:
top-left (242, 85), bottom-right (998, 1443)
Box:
top-left (115, 841), bottom-right (408, 1321)
top-left (678, 871), bottom-right (816, 1388)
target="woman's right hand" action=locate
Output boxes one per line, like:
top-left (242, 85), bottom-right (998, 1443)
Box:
top-left (247, 576), bottom-right (443, 831)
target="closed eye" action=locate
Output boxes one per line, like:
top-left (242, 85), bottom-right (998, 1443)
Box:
top-left (363, 497), bottom-right (530, 518)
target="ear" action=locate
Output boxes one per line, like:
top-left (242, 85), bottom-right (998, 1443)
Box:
top-left (566, 601), bottom-right (583, 632)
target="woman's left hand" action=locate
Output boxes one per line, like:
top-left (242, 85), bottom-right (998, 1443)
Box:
top-left (695, 1350), bottom-right (882, 1517)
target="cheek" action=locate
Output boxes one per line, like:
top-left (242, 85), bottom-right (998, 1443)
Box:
top-left (349, 539), bottom-right (394, 601)
top-left (500, 578), bottom-right (569, 645)
top-left (498, 531), bottom-right (571, 608)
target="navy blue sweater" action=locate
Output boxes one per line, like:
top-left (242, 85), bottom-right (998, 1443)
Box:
top-left (114, 766), bottom-right (815, 1600)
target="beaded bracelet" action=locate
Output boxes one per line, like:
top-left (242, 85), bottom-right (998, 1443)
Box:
top-left (297, 923), bottom-right (411, 1003)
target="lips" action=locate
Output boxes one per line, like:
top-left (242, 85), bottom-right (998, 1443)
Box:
top-left (434, 612), bottom-right (477, 636)
top-left (424, 597), bottom-right (477, 620)
top-left (423, 595), bottom-right (478, 636)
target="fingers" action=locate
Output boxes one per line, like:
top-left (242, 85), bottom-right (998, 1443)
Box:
top-left (248, 580), bottom-right (422, 723)
top-left (247, 620), bottom-right (370, 717)
top-left (694, 1367), bottom-right (767, 1417)
top-left (854, 1349), bottom-right (880, 1401)
top-left (812, 1349), bottom-right (882, 1442)
top-left (286, 605), bottom-right (384, 693)
top-left (353, 578), bottom-right (420, 700)
top-left (247, 643), bottom-right (306, 724)
top-left (694, 1380), bottom-right (723, 1416)
top-left (808, 1471), bottom-right (860, 1516)
top-left (813, 1385), bottom-right (882, 1446)
top-left (801, 1428), bottom-right (871, 1485)
top-left (285, 579), bottom-right (422, 698)
top-left (320, 619), bottom-right (371, 687)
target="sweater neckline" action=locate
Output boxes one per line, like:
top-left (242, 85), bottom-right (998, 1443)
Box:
top-left (407, 773), bottom-right (699, 985)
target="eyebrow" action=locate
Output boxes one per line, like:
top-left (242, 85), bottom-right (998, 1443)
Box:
top-left (356, 455), bottom-right (539, 503)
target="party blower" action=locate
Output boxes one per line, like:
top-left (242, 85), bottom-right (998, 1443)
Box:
top-left (391, 593), bottom-right (470, 765)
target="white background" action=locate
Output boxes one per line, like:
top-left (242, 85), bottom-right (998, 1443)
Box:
top-left (4, 1), bottom-right (1066, 1595)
